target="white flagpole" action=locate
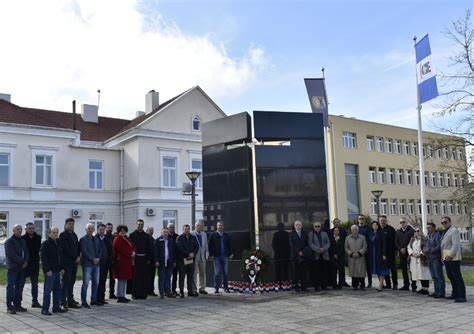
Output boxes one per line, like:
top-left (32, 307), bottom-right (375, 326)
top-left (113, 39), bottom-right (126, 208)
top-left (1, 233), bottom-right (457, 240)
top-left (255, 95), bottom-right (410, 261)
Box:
top-left (414, 36), bottom-right (428, 234)
top-left (321, 68), bottom-right (334, 226)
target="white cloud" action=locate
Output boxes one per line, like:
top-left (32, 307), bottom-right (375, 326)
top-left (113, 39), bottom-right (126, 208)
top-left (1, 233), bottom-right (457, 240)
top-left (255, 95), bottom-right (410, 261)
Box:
top-left (0, 0), bottom-right (267, 118)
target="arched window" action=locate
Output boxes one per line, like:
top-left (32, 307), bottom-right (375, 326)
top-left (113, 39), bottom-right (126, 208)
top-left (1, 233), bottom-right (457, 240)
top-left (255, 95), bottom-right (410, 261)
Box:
top-left (192, 116), bottom-right (201, 131)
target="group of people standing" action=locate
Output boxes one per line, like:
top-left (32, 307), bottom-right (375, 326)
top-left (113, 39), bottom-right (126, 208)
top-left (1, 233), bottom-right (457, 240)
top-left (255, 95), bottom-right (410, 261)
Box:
top-left (283, 214), bottom-right (467, 303)
top-left (4, 219), bottom-right (235, 316)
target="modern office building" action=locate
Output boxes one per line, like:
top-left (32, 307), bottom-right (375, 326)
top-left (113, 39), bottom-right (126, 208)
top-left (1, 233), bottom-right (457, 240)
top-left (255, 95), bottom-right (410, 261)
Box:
top-left (326, 115), bottom-right (471, 244)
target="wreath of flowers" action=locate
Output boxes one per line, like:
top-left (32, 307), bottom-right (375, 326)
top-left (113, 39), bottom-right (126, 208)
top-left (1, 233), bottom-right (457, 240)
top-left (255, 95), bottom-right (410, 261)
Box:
top-left (240, 249), bottom-right (270, 284)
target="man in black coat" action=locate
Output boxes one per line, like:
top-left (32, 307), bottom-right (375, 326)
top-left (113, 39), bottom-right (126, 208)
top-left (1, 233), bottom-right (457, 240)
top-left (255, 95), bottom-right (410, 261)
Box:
top-left (380, 215), bottom-right (398, 289)
top-left (104, 223), bottom-right (116, 299)
top-left (289, 220), bottom-right (308, 292)
top-left (167, 223), bottom-right (179, 296)
top-left (22, 222), bottom-right (42, 308)
top-left (146, 226), bottom-right (157, 296)
top-left (272, 223), bottom-right (290, 285)
top-left (395, 218), bottom-right (415, 291)
top-left (59, 218), bottom-right (81, 309)
top-left (208, 222), bottom-right (234, 293)
top-left (5, 224), bottom-right (29, 314)
top-left (96, 224), bottom-right (111, 305)
top-left (40, 227), bottom-right (67, 315)
top-left (154, 228), bottom-right (177, 298)
top-left (176, 224), bottom-right (199, 298)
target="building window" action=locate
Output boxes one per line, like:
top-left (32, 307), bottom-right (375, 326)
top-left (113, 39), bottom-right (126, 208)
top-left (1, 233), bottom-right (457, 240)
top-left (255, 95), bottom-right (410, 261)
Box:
top-left (414, 171), bottom-right (420, 186)
top-left (463, 204), bottom-right (468, 215)
top-left (368, 167), bottom-right (376, 184)
top-left (457, 148), bottom-right (464, 161)
top-left (390, 199), bottom-right (397, 215)
top-left (446, 174), bottom-right (452, 187)
top-left (191, 159), bottom-right (203, 188)
top-left (397, 169), bottom-right (404, 185)
top-left (408, 200), bottom-right (415, 215)
top-left (89, 212), bottom-right (104, 229)
top-left (34, 212), bottom-right (51, 240)
top-left (385, 139), bottom-right (393, 153)
top-left (388, 168), bottom-right (395, 184)
top-left (0, 153), bottom-right (10, 186)
top-left (455, 202), bottom-right (460, 215)
top-left (399, 200), bottom-right (406, 215)
top-left (378, 168), bottom-right (386, 184)
top-left (431, 172), bottom-right (437, 187)
top-left (406, 170), bottom-right (413, 185)
top-left (163, 210), bottom-right (177, 229)
top-left (427, 145), bottom-right (433, 158)
top-left (412, 142), bottom-right (418, 156)
top-left (441, 201), bottom-right (447, 215)
top-left (345, 164), bottom-right (360, 221)
top-left (443, 147), bottom-right (449, 159)
top-left (0, 212), bottom-right (7, 242)
top-left (394, 139), bottom-right (401, 154)
top-left (370, 198), bottom-right (377, 216)
top-left (34, 154), bottom-right (53, 187)
top-left (375, 137), bottom-right (383, 152)
top-left (417, 200), bottom-right (422, 215)
top-left (433, 201), bottom-right (439, 215)
top-left (426, 201), bottom-right (431, 215)
top-left (366, 136), bottom-right (374, 151)
top-left (439, 173), bottom-right (445, 187)
top-left (424, 172), bottom-right (429, 187)
top-left (451, 148), bottom-right (456, 160)
top-left (162, 156), bottom-right (177, 188)
top-left (89, 160), bottom-right (103, 190)
top-left (422, 146), bottom-right (426, 157)
top-left (192, 116), bottom-right (201, 131)
top-left (403, 141), bottom-right (410, 155)
top-left (342, 132), bottom-right (356, 149)
top-left (435, 148), bottom-right (441, 159)
top-left (448, 201), bottom-right (454, 215)
top-left (460, 175), bottom-right (465, 187)
top-left (453, 174), bottom-right (459, 187)
top-left (380, 199), bottom-right (388, 215)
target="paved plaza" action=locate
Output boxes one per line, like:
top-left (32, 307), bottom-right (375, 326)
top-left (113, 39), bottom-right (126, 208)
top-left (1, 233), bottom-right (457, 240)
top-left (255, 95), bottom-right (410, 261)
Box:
top-left (0, 279), bottom-right (473, 334)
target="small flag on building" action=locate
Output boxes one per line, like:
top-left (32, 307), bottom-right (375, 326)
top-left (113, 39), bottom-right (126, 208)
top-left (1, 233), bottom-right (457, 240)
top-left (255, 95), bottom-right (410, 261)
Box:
top-left (304, 78), bottom-right (328, 127)
top-left (415, 34), bottom-right (439, 104)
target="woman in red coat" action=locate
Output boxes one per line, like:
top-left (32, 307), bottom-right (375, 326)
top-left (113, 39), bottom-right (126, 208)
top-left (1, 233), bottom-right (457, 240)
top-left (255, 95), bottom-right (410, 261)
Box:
top-left (113, 225), bottom-right (136, 303)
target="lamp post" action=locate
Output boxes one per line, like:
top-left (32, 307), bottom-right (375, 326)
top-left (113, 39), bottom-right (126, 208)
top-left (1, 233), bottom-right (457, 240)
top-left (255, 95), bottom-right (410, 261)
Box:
top-left (371, 190), bottom-right (384, 220)
top-left (185, 171), bottom-right (201, 228)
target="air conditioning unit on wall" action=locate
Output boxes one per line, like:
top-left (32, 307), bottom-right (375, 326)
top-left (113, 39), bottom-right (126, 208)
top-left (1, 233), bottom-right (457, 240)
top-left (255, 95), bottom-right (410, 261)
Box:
top-left (146, 208), bottom-right (156, 216)
top-left (71, 209), bottom-right (82, 218)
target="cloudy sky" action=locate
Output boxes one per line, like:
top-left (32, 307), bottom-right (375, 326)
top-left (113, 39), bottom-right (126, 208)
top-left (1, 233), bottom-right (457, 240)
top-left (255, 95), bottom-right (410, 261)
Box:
top-left (0, 0), bottom-right (470, 130)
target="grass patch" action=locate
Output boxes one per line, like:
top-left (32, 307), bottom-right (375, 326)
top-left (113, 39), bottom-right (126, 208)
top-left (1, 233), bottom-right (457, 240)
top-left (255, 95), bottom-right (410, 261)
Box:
top-left (0, 266), bottom-right (83, 285)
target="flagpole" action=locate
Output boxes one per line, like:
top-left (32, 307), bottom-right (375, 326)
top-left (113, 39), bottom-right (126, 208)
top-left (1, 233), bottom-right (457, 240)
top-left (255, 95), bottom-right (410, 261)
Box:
top-left (321, 68), bottom-right (334, 226)
top-left (414, 36), bottom-right (428, 234)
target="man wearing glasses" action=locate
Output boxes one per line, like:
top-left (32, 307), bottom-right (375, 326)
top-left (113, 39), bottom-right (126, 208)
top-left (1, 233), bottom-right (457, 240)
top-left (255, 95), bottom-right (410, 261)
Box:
top-left (308, 222), bottom-right (330, 291)
top-left (440, 216), bottom-right (466, 303)
top-left (395, 218), bottom-right (414, 291)
top-left (425, 222), bottom-right (445, 298)
top-left (357, 215), bottom-right (372, 288)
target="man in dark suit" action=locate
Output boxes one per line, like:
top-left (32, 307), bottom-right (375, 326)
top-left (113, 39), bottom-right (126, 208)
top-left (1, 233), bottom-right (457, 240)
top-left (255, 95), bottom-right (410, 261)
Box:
top-left (328, 218), bottom-right (349, 288)
top-left (167, 223), bottom-right (179, 296)
top-left (59, 218), bottom-right (81, 309)
top-left (289, 220), bottom-right (308, 292)
top-left (272, 223), bottom-right (290, 285)
top-left (154, 228), bottom-right (177, 299)
top-left (96, 224), bottom-right (111, 305)
top-left (104, 223), bottom-right (116, 299)
top-left (176, 224), bottom-right (199, 298)
top-left (380, 215), bottom-right (398, 289)
top-left (208, 222), bottom-right (233, 293)
top-left (22, 222), bottom-right (42, 308)
top-left (146, 226), bottom-right (157, 296)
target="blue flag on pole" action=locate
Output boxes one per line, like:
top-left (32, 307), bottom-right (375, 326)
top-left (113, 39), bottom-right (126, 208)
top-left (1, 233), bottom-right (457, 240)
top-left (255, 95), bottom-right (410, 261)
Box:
top-left (415, 35), bottom-right (439, 104)
top-left (304, 78), bottom-right (328, 127)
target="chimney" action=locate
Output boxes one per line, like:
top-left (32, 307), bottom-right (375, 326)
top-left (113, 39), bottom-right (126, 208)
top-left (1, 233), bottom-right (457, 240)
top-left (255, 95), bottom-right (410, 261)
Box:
top-left (0, 93), bottom-right (11, 102)
top-left (145, 90), bottom-right (159, 113)
top-left (135, 111), bottom-right (146, 118)
top-left (81, 104), bottom-right (99, 123)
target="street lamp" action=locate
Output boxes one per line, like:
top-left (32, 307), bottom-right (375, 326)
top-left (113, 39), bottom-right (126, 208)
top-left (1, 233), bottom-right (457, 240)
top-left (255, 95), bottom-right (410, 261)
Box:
top-left (185, 171), bottom-right (201, 228)
top-left (371, 190), bottom-right (384, 220)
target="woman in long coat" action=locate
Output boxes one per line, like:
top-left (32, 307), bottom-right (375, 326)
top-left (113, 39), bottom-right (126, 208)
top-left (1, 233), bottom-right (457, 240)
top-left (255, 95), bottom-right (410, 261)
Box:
top-left (344, 225), bottom-right (367, 290)
top-left (368, 222), bottom-right (389, 291)
top-left (408, 227), bottom-right (431, 295)
top-left (330, 227), bottom-right (346, 289)
top-left (113, 225), bottom-right (136, 303)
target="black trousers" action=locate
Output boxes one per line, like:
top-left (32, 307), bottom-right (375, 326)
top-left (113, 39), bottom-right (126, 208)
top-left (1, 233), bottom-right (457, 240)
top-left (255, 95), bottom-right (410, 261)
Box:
top-left (384, 253), bottom-right (398, 287)
top-left (178, 262), bottom-right (195, 293)
top-left (352, 277), bottom-right (364, 288)
top-left (25, 267), bottom-right (40, 303)
top-left (399, 253), bottom-right (410, 287)
top-left (365, 254), bottom-right (372, 285)
top-left (412, 279), bottom-right (429, 289)
top-left (97, 264), bottom-right (108, 302)
top-left (275, 259), bottom-right (289, 282)
top-left (108, 265), bottom-right (115, 297)
top-left (292, 259), bottom-right (307, 289)
top-left (172, 266), bottom-right (179, 293)
top-left (148, 265), bottom-right (156, 295)
top-left (331, 255), bottom-right (346, 287)
top-left (311, 258), bottom-right (329, 289)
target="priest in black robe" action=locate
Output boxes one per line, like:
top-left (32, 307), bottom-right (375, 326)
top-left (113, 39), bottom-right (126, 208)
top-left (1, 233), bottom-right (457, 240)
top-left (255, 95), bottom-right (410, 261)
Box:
top-left (129, 219), bottom-right (153, 299)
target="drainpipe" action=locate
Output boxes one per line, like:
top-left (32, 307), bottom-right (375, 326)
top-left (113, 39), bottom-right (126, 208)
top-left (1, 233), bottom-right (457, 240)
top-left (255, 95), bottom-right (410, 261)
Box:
top-left (120, 148), bottom-right (124, 225)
